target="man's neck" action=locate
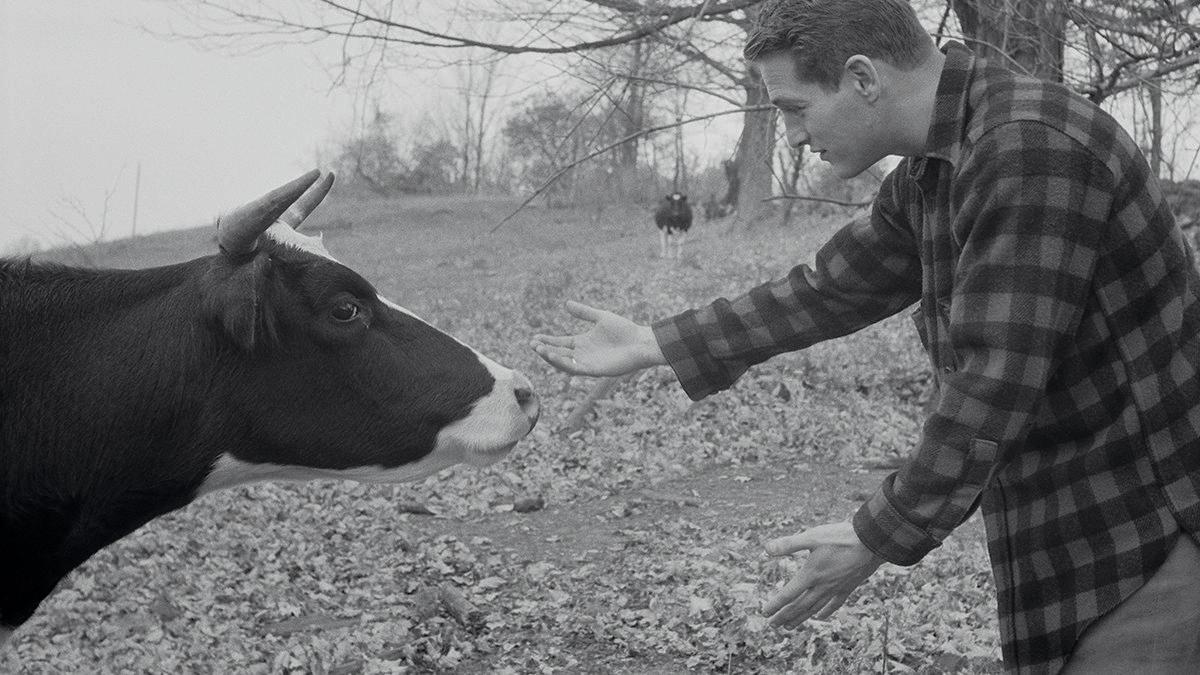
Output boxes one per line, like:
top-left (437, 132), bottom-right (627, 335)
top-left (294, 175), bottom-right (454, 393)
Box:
top-left (888, 50), bottom-right (947, 157)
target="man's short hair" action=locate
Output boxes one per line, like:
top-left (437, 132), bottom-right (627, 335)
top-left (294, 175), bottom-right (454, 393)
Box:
top-left (743, 0), bottom-right (934, 90)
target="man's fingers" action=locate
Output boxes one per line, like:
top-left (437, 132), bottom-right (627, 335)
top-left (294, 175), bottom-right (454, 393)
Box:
top-left (765, 529), bottom-right (821, 556)
top-left (762, 571), bottom-right (811, 617)
top-left (814, 594), bottom-right (847, 620)
top-left (533, 343), bottom-right (572, 361)
top-left (532, 345), bottom-right (584, 374)
top-left (764, 588), bottom-right (809, 626)
top-left (565, 300), bottom-right (607, 322)
top-left (760, 522), bottom-right (879, 630)
top-left (770, 592), bottom-right (844, 628)
top-left (768, 588), bottom-right (828, 627)
top-left (532, 334), bottom-right (575, 348)
top-left (765, 522), bottom-right (853, 556)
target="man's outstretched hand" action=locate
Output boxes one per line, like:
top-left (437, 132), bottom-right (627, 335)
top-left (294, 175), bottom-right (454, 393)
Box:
top-left (762, 522), bottom-right (884, 627)
top-left (531, 300), bottom-right (667, 377)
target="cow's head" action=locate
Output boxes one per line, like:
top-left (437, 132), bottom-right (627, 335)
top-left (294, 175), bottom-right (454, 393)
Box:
top-left (664, 192), bottom-right (688, 209)
top-left (198, 171), bottom-right (539, 492)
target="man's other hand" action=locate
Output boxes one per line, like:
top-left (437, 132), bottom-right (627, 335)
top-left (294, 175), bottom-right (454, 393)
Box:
top-left (762, 521), bottom-right (884, 627)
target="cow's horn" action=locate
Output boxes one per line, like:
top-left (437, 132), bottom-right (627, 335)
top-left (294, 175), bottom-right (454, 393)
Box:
top-left (278, 171), bottom-right (335, 231)
top-left (218, 169), bottom-right (322, 256)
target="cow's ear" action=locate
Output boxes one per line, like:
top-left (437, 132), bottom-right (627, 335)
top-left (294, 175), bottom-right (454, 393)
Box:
top-left (203, 256), bottom-right (268, 352)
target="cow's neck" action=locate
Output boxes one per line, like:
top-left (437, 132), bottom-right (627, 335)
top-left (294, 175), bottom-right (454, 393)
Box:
top-left (0, 257), bottom-right (237, 630)
top-left (0, 468), bottom-right (205, 630)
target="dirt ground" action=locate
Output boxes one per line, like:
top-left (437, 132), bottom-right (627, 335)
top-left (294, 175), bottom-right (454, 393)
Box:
top-left (401, 456), bottom-right (989, 673)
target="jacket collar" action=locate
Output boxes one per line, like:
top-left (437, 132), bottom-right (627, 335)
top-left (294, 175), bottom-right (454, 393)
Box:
top-left (908, 41), bottom-right (974, 182)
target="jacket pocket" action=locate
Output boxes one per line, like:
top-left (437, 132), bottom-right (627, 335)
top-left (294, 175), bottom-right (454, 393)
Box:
top-left (933, 297), bottom-right (959, 374)
top-left (911, 306), bottom-right (931, 353)
top-left (913, 299), bottom-right (959, 377)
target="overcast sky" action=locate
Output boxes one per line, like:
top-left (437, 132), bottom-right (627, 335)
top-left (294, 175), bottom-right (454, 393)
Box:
top-left (5, 2), bottom-right (1196, 255)
top-left (0, 1), bottom-right (735, 255)
top-left (0, 0), bottom-right (367, 253)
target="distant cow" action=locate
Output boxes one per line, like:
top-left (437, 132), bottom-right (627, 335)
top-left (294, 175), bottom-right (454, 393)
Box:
top-left (654, 192), bottom-right (693, 259)
top-left (0, 171), bottom-right (540, 645)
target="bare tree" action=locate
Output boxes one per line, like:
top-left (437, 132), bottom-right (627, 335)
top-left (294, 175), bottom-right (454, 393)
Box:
top-left (46, 166), bottom-right (128, 266)
top-left (951, 0), bottom-right (1068, 80)
top-left (945, 0), bottom-right (1200, 101)
top-left (452, 51), bottom-right (505, 192)
top-left (2, 235), bottom-right (43, 258)
top-left (944, 0), bottom-right (1200, 180)
top-left (163, 0), bottom-right (774, 223)
top-left (165, 0), bottom-right (1200, 225)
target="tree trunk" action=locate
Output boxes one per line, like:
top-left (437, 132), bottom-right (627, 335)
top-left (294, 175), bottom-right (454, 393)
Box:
top-left (460, 63), bottom-right (474, 189)
top-left (608, 40), bottom-right (647, 202)
top-left (951, 0), bottom-right (1066, 81)
top-left (1149, 78), bottom-right (1163, 179)
top-left (731, 71), bottom-right (777, 228)
top-left (461, 105), bottom-right (472, 189)
top-left (721, 159), bottom-right (740, 208)
top-left (779, 145), bottom-right (805, 226)
top-left (619, 40), bottom-right (645, 171)
top-left (472, 64), bottom-right (492, 192)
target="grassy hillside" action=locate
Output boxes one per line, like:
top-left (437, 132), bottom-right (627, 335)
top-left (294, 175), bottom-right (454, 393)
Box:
top-left (5, 192), bottom-right (999, 673)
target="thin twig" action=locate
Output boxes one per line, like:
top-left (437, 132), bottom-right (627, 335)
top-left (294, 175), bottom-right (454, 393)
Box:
top-left (488, 105), bottom-right (771, 234)
top-left (935, 1), bottom-right (953, 44)
top-left (763, 194), bottom-right (873, 208)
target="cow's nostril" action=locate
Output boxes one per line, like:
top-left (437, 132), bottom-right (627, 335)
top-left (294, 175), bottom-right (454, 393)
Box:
top-left (511, 371), bottom-right (539, 426)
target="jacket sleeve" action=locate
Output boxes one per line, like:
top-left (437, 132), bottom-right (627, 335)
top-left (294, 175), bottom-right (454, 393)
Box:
top-left (652, 166), bottom-right (923, 401)
top-left (853, 121), bottom-right (1112, 565)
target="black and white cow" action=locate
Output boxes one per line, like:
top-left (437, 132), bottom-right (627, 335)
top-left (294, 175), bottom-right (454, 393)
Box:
top-left (654, 192), bottom-right (693, 259)
top-left (0, 171), bottom-right (540, 645)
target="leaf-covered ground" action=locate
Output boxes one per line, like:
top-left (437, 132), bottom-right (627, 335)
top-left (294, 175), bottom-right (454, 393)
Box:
top-left (4, 196), bottom-right (1002, 673)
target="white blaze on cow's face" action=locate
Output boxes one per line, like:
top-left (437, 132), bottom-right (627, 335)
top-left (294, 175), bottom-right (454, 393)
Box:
top-left (372, 293), bottom-right (538, 463)
top-left (198, 222), bottom-right (539, 495)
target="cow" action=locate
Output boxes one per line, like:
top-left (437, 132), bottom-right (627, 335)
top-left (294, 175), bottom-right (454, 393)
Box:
top-left (0, 170), bottom-right (540, 646)
top-left (653, 192), bottom-right (693, 260)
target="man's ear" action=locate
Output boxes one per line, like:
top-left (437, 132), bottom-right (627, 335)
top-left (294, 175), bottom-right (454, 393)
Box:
top-left (844, 55), bottom-right (881, 102)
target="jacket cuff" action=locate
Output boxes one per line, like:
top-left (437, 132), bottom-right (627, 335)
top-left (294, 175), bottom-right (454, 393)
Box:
top-left (852, 475), bottom-right (941, 566)
top-left (652, 313), bottom-right (734, 401)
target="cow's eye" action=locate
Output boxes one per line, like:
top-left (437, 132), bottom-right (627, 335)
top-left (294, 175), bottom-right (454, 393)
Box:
top-left (331, 301), bottom-right (360, 322)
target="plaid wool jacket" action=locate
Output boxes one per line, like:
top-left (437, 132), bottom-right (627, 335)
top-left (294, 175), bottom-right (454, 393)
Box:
top-left (652, 43), bottom-right (1200, 673)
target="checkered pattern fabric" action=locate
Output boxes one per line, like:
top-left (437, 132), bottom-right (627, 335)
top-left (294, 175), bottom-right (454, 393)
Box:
top-left (652, 42), bottom-right (1200, 673)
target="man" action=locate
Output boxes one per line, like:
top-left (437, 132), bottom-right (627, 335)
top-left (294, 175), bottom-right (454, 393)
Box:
top-left (531, 0), bottom-right (1200, 672)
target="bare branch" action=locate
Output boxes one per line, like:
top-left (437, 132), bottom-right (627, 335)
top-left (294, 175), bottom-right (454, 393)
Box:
top-left (763, 194), bottom-right (874, 208)
top-left (1085, 42), bottom-right (1200, 101)
top-left (300, 0), bottom-right (758, 54)
top-left (487, 105), bottom-right (770, 234)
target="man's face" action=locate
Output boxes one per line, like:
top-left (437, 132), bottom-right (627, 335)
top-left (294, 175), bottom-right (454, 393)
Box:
top-left (757, 52), bottom-right (885, 179)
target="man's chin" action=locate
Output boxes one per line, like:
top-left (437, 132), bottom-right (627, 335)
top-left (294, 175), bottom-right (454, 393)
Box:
top-left (830, 163), bottom-right (868, 180)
